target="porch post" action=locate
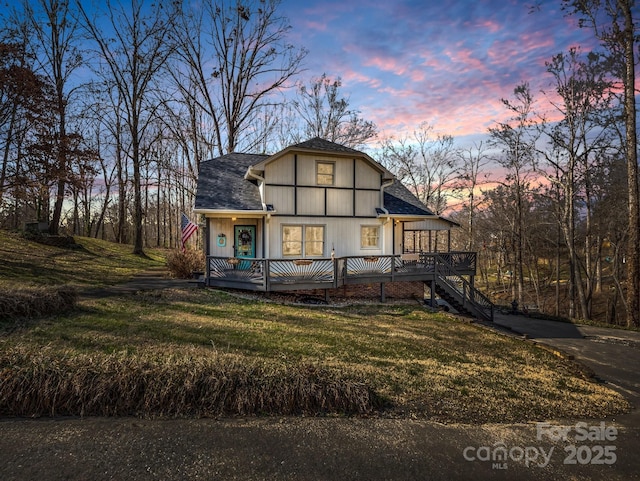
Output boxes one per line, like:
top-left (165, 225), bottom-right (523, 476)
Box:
top-left (430, 280), bottom-right (435, 307)
top-left (204, 217), bottom-right (210, 257)
top-left (447, 231), bottom-right (451, 252)
top-left (380, 283), bottom-right (386, 302)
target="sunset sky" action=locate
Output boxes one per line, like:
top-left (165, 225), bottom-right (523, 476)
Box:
top-left (279, 0), bottom-right (600, 145)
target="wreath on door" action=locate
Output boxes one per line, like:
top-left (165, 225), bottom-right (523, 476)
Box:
top-left (239, 230), bottom-right (252, 245)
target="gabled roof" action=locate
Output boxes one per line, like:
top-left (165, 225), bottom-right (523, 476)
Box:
top-left (194, 152), bottom-right (267, 212)
top-left (291, 137), bottom-right (364, 155)
top-left (247, 137), bottom-right (394, 180)
top-left (193, 138), bottom-right (456, 226)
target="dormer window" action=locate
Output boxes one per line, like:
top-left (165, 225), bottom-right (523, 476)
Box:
top-left (316, 161), bottom-right (335, 185)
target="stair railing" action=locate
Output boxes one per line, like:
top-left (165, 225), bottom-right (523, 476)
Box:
top-left (434, 254), bottom-right (494, 321)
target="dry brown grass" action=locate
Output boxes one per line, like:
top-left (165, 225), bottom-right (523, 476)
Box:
top-left (0, 230), bottom-right (165, 290)
top-left (0, 286), bottom-right (77, 324)
top-left (0, 346), bottom-right (381, 417)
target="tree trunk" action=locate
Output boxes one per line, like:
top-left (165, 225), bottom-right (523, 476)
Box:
top-left (621, 1), bottom-right (639, 327)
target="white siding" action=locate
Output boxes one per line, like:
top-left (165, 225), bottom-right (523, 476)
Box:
top-left (208, 218), bottom-right (234, 257)
top-left (355, 158), bottom-right (380, 189)
top-left (296, 187), bottom-right (325, 215)
top-left (327, 189), bottom-right (353, 216)
top-left (355, 190), bottom-right (379, 217)
top-left (264, 155), bottom-right (294, 184)
top-left (267, 216), bottom-right (392, 258)
top-left (394, 221), bottom-right (403, 255)
top-left (334, 157), bottom-right (354, 188)
top-left (404, 218), bottom-right (451, 231)
top-left (295, 154), bottom-right (317, 186)
top-left (208, 218), bottom-right (262, 257)
top-left (295, 154), bottom-right (355, 187)
top-left (265, 185), bottom-right (295, 214)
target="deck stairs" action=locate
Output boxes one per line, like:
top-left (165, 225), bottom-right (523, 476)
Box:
top-left (425, 256), bottom-right (494, 322)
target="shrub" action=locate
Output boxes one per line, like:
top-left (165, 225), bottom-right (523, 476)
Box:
top-left (166, 249), bottom-right (204, 279)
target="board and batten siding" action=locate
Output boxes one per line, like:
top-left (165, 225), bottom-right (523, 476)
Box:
top-left (404, 218), bottom-right (451, 231)
top-left (263, 152), bottom-right (383, 218)
top-left (294, 154), bottom-right (354, 187)
top-left (264, 154), bottom-right (294, 184)
top-left (265, 185), bottom-right (295, 215)
top-left (267, 216), bottom-right (390, 258)
top-left (327, 189), bottom-right (353, 216)
top-left (354, 158), bottom-right (380, 189)
top-left (296, 187), bottom-right (325, 215)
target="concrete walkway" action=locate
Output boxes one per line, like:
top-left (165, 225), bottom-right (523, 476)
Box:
top-left (80, 267), bottom-right (196, 299)
top-left (2, 278), bottom-right (640, 480)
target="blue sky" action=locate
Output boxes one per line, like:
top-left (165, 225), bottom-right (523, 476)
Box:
top-left (2, 0), bottom-right (607, 147)
top-left (279, 0), bottom-right (599, 144)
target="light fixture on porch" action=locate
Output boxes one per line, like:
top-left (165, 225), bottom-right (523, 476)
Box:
top-left (232, 217), bottom-right (237, 221)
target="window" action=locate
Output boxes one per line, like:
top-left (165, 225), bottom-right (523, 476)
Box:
top-left (305, 226), bottom-right (324, 256)
top-left (361, 225), bottom-right (380, 249)
top-left (316, 161), bottom-right (335, 185)
top-left (282, 225), bottom-right (325, 257)
top-left (282, 225), bottom-right (302, 256)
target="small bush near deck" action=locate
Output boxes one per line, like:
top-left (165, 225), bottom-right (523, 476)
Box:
top-left (0, 286), bottom-right (77, 323)
top-left (166, 249), bottom-right (204, 279)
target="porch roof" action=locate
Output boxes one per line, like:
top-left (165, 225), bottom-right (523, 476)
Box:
top-left (380, 180), bottom-right (459, 227)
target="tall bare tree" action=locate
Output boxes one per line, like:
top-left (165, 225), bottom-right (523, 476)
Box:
top-left (24, 0), bottom-right (83, 235)
top-left (488, 83), bottom-right (540, 305)
top-left (77, 0), bottom-right (177, 254)
top-left (173, 0), bottom-right (306, 155)
top-left (380, 122), bottom-right (458, 215)
top-left (453, 141), bottom-right (491, 250)
top-left (291, 73), bottom-right (378, 148)
top-left (562, 0), bottom-right (639, 326)
top-left (537, 48), bottom-right (615, 320)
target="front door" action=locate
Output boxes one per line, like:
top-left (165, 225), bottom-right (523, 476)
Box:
top-left (234, 226), bottom-right (256, 268)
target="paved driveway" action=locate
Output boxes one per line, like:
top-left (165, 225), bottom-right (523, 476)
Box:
top-left (494, 313), bottom-right (640, 407)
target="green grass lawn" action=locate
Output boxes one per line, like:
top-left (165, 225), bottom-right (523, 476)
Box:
top-left (0, 230), bottom-right (166, 289)
top-left (0, 230), bottom-right (631, 422)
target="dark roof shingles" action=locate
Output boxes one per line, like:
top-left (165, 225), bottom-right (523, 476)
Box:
top-left (194, 153), bottom-right (267, 211)
top-left (383, 180), bottom-right (435, 216)
top-left (291, 137), bottom-right (363, 155)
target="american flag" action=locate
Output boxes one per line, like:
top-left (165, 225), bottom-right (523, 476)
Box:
top-left (181, 213), bottom-right (198, 251)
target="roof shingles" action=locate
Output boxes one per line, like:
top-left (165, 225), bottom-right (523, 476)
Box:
top-left (383, 180), bottom-right (435, 216)
top-left (194, 153), bottom-right (267, 211)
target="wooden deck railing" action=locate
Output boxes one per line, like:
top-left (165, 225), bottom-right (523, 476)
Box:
top-left (206, 252), bottom-right (477, 291)
top-left (431, 253), bottom-right (493, 321)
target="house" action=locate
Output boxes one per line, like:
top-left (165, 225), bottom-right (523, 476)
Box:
top-left (194, 137), bottom-right (493, 320)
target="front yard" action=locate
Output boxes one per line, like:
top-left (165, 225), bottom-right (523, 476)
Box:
top-left (0, 287), bottom-right (629, 422)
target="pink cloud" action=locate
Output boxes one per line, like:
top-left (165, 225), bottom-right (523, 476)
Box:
top-left (301, 20), bottom-right (329, 32)
top-left (475, 19), bottom-right (501, 33)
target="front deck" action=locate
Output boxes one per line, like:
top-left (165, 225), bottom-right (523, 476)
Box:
top-left (205, 251), bottom-right (494, 321)
top-left (206, 252), bottom-right (475, 290)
